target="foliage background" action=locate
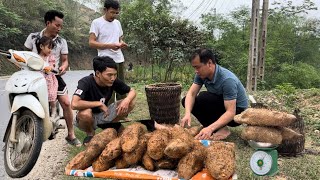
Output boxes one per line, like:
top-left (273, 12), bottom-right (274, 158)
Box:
top-left (1, 0), bottom-right (319, 90)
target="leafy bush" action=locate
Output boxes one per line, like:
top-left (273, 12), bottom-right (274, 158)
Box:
top-left (270, 62), bottom-right (320, 89)
top-left (274, 83), bottom-right (297, 108)
top-left (125, 64), bottom-right (194, 85)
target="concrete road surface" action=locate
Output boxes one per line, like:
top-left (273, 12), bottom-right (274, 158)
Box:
top-left (0, 70), bottom-right (92, 179)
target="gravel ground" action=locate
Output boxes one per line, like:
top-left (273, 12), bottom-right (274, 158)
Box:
top-left (4, 120), bottom-right (69, 180)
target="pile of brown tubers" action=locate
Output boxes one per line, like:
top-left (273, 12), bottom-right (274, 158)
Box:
top-left (66, 123), bottom-right (236, 180)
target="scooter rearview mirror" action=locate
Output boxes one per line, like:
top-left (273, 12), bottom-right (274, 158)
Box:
top-left (9, 50), bottom-right (45, 71)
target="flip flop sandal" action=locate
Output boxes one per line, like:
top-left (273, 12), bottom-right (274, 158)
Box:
top-left (65, 137), bottom-right (81, 147)
top-left (83, 136), bottom-right (94, 146)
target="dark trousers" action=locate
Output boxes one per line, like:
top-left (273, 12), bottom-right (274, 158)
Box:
top-left (181, 91), bottom-right (244, 128)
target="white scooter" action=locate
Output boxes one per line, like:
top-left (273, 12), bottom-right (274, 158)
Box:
top-left (0, 49), bottom-right (63, 178)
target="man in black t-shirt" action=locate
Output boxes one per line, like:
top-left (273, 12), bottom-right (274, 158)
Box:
top-left (71, 56), bottom-right (136, 145)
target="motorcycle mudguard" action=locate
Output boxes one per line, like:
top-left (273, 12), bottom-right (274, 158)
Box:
top-left (11, 94), bottom-right (45, 118)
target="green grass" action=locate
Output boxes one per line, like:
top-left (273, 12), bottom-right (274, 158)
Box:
top-left (63, 85), bottom-right (320, 180)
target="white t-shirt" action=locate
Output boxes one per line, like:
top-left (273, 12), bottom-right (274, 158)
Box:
top-left (24, 29), bottom-right (68, 69)
top-left (89, 16), bottom-right (124, 63)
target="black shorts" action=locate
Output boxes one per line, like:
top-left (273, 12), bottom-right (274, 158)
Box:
top-left (55, 75), bottom-right (68, 95)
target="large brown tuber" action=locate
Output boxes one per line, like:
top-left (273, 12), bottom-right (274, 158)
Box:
top-left (164, 138), bottom-right (191, 159)
top-left (142, 153), bottom-right (155, 171)
top-left (279, 127), bottom-right (303, 141)
top-left (234, 108), bottom-right (297, 127)
top-left (92, 159), bottom-right (114, 172)
top-left (120, 122), bottom-right (146, 153)
top-left (164, 125), bottom-right (194, 159)
top-left (115, 156), bottom-right (130, 169)
top-left (241, 126), bottom-right (282, 144)
top-left (205, 141), bottom-right (235, 180)
top-left (65, 151), bottom-right (89, 170)
top-left (147, 129), bottom-right (171, 160)
top-left (177, 141), bottom-right (206, 179)
top-left (123, 134), bottom-right (148, 165)
top-left (66, 128), bottom-right (117, 170)
top-left (92, 137), bottom-right (122, 172)
top-left (185, 126), bottom-right (203, 137)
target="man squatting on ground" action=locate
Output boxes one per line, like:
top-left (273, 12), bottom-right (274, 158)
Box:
top-left (180, 48), bottom-right (248, 140)
top-left (71, 56), bottom-right (136, 145)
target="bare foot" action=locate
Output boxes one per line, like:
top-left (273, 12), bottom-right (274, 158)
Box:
top-left (210, 126), bottom-right (231, 141)
top-left (154, 121), bottom-right (169, 130)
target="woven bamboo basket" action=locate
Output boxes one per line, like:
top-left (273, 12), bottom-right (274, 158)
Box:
top-left (277, 109), bottom-right (305, 156)
top-left (145, 83), bottom-right (182, 124)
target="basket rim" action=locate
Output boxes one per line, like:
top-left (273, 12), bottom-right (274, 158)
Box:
top-left (145, 83), bottom-right (182, 89)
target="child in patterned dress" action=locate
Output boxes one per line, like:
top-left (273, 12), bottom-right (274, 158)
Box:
top-left (35, 36), bottom-right (58, 118)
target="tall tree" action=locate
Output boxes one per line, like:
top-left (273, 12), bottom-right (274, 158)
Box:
top-left (200, 6), bottom-right (251, 84)
top-left (200, 1), bottom-right (320, 89)
top-left (121, 0), bottom-right (206, 82)
top-left (0, 2), bottom-right (22, 49)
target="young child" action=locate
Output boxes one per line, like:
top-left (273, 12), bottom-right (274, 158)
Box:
top-left (35, 36), bottom-right (58, 118)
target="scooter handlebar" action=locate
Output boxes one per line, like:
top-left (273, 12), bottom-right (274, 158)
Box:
top-left (1, 50), bottom-right (60, 72)
top-left (43, 66), bottom-right (59, 75)
top-left (0, 50), bottom-right (11, 59)
top-left (51, 69), bottom-right (59, 74)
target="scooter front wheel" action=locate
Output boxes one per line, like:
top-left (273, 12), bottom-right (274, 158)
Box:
top-left (4, 109), bottom-right (43, 178)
